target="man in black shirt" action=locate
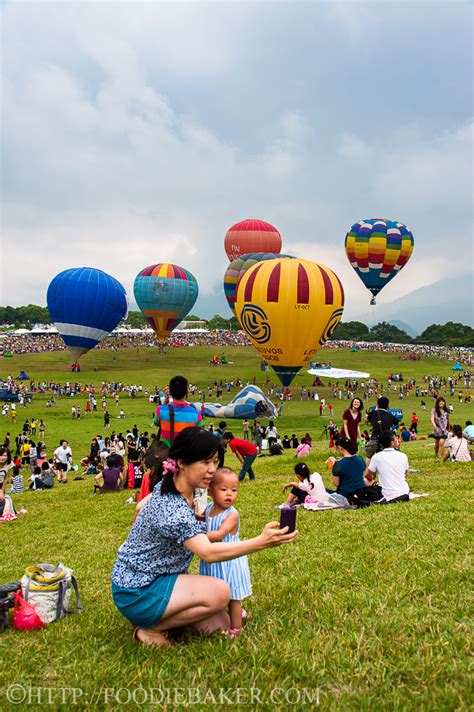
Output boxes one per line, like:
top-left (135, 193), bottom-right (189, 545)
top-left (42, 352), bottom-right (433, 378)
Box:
top-left (365, 396), bottom-right (399, 461)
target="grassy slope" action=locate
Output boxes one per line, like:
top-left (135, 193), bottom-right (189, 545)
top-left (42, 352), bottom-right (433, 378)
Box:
top-left (0, 347), bottom-right (472, 711)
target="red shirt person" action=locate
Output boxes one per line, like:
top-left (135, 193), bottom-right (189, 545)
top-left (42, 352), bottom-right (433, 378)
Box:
top-left (223, 433), bottom-right (258, 482)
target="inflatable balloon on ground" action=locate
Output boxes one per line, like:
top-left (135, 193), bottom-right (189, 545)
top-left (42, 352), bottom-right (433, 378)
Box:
top-left (46, 268), bottom-right (128, 362)
top-left (133, 263), bottom-right (198, 342)
top-left (190, 385), bottom-right (279, 420)
top-left (235, 258), bottom-right (344, 386)
top-left (224, 219), bottom-right (282, 262)
top-left (345, 218), bottom-right (414, 304)
top-left (224, 252), bottom-right (294, 314)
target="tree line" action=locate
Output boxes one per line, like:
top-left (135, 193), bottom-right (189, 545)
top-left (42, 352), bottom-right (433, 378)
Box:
top-left (0, 305), bottom-right (472, 347)
top-left (331, 320), bottom-right (473, 347)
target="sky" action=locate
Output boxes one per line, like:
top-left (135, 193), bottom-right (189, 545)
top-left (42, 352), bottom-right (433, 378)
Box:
top-left (1, 0), bottom-right (473, 321)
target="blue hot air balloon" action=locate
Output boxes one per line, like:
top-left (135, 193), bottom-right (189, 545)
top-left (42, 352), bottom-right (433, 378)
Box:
top-left (47, 267), bottom-right (128, 361)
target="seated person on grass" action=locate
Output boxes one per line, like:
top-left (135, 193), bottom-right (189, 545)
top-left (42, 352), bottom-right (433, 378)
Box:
top-left (443, 425), bottom-right (471, 463)
top-left (94, 456), bottom-right (121, 493)
top-left (462, 421), bottom-right (474, 444)
top-left (365, 431), bottom-right (410, 504)
top-left (282, 462), bottom-right (328, 508)
top-left (327, 437), bottom-right (366, 499)
top-left (29, 462), bottom-right (54, 490)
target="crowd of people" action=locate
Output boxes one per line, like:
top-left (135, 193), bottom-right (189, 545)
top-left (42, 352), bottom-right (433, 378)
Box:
top-left (1, 358), bottom-right (472, 645)
top-left (0, 330), bottom-right (471, 366)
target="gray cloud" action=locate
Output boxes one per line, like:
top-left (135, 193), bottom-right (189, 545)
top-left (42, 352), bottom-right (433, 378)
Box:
top-left (1, 1), bottom-right (472, 319)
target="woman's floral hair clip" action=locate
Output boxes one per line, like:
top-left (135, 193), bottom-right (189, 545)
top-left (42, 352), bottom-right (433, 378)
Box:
top-left (163, 458), bottom-right (178, 476)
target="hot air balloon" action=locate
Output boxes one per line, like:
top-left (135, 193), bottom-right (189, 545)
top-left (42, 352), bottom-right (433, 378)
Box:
top-left (234, 258), bottom-right (344, 386)
top-left (224, 219), bottom-right (282, 262)
top-left (46, 267), bottom-right (128, 362)
top-left (345, 218), bottom-right (414, 304)
top-left (223, 252), bottom-right (294, 314)
top-left (189, 385), bottom-right (279, 420)
top-left (133, 263), bottom-right (198, 342)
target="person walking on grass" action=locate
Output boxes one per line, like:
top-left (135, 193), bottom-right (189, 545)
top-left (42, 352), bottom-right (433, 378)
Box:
top-left (53, 440), bottom-right (72, 483)
top-left (223, 433), bottom-right (258, 482)
top-left (111, 427), bottom-right (297, 647)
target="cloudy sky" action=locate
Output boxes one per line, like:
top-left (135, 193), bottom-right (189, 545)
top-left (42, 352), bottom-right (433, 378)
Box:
top-left (1, 0), bottom-right (472, 320)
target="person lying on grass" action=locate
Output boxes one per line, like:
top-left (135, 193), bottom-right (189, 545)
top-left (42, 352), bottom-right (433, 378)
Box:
top-left (111, 427), bottom-right (298, 648)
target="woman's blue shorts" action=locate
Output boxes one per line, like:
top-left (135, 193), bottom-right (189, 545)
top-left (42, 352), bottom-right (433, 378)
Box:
top-left (112, 574), bottom-right (179, 628)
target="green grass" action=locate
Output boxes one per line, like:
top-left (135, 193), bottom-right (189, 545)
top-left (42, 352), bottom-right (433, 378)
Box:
top-left (0, 347), bottom-right (472, 711)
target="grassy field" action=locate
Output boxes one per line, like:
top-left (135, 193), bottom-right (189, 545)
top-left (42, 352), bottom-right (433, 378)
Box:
top-left (0, 346), bottom-right (472, 711)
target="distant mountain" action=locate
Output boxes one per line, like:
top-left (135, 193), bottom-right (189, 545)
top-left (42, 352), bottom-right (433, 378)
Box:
top-left (354, 275), bottom-right (473, 334)
top-left (388, 320), bottom-right (417, 338)
top-left (129, 275), bottom-right (474, 333)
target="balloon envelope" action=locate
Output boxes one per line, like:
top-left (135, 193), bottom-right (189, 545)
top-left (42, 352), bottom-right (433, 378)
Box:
top-left (224, 219), bottom-right (282, 262)
top-left (46, 267), bottom-right (128, 360)
top-left (223, 252), bottom-right (294, 314)
top-left (133, 263), bottom-right (198, 342)
top-left (191, 385), bottom-right (279, 420)
top-left (345, 218), bottom-right (414, 300)
top-left (235, 258), bottom-right (345, 386)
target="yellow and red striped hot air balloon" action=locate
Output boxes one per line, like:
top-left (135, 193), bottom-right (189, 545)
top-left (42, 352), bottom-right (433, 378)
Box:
top-left (235, 258), bottom-right (344, 386)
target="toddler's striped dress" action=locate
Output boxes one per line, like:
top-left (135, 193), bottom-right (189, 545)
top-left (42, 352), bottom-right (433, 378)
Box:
top-left (200, 504), bottom-right (252, 601)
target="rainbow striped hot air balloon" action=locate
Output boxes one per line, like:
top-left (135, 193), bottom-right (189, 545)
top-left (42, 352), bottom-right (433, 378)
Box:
top-left (133, 263), bottom-right (198, 342)
top-left (223, 252), bottom-right (294, 315)
top-left (235, 258), bottom-right (344, 386)
top-left (224, 219), bottom-right (282, 262)
top-left (344, 218), bottom-right (414, 304)
top-left (47, 267), bottom-right (128, 362)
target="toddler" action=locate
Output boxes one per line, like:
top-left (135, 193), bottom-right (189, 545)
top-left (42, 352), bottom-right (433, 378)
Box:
top-left (10, 465), bottom-right (24, 494)
top-left (282, 462), bottom-right (328, 509)
top-left (199, 467), bottom-right (252, 637)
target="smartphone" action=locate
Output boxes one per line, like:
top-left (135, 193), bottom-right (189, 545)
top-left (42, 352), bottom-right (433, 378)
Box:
top-left (279, 506), bottom-right (297, 533)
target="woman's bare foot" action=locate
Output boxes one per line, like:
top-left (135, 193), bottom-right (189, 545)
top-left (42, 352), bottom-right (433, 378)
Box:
top-left (133, 626), bottom-right (173, 647)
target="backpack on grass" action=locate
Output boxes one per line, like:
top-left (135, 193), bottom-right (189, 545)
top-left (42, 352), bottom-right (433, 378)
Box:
top-left (21, 563), bottom-right (83, 625)
top-left (347, 485), bottom-right (383, 508)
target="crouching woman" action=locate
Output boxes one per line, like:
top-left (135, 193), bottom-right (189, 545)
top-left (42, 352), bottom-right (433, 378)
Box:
top-left (111, 427), bottom-right (298, 647)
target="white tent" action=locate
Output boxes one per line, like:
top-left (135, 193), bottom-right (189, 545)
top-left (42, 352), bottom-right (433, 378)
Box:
top-left (307, 367), bottom-right (370, 379)
top-left (30, 326), bottom-right (59, 334)
top-left (112, 327), bottom-right (155, 334)
top-left (173, 328), bottom-right (209, 334)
